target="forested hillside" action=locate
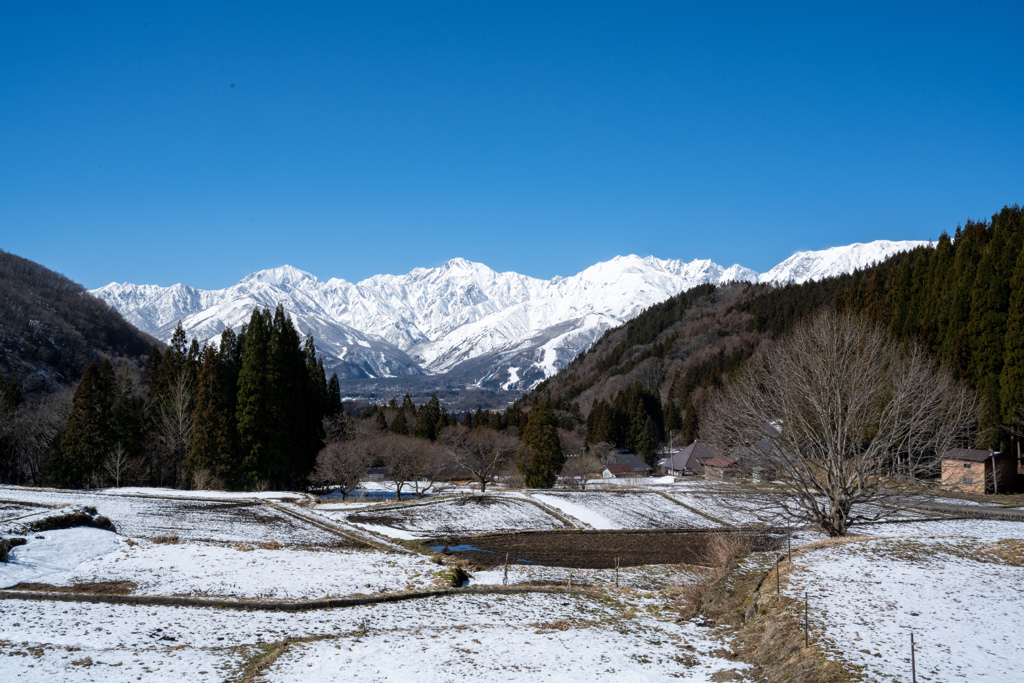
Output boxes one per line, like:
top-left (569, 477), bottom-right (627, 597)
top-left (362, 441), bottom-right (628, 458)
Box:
top-left (524, 204), bottom-right (1024, 456)
top-left (0, 249), bottom-right (157, 396)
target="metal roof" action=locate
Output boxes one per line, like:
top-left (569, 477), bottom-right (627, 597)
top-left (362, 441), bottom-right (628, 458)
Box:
top-left (941, 448), bottom-right (1000, 463)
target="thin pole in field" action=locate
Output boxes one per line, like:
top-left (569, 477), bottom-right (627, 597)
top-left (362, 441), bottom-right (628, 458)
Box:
top-left (804, 591), bottom-right (809, 648)
top-left (911, 632), bottom-right (916, 682)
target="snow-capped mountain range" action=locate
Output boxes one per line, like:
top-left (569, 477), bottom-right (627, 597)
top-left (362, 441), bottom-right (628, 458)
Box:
top-left (92, 240), bottom-right (928, 389)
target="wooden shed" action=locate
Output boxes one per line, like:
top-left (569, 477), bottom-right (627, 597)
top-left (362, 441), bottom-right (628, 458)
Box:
top-left (703, 456), bottom-right (739, 480)
top-left (941, 449), bottom-right (1015, 494)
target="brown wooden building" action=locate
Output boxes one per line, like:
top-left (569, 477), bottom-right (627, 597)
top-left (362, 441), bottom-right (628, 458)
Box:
top-left (941, 449), bottom-right (1016, 494)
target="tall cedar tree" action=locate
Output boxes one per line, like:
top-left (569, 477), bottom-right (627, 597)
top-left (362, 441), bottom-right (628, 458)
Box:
top-left (188, 346), bottom-right (236, 481)
top-left (1001, 242), bottom-right (1024, 429)
top-left (326, 374), bottom-right (343, 417)
top-left (53, 360), bottom-right (115, 487)
top-left (235, 305), bottom-right (328, 488)
top-left (236, 308), bottom-right (274, 488)
top-left (414, 395), bottom-right (444, 441)
top-left (517, 404), bottom-right (564, 488)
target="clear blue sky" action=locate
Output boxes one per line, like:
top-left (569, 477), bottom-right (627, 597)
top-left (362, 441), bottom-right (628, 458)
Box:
top-left (2, 2), bottom-right (1022, 289)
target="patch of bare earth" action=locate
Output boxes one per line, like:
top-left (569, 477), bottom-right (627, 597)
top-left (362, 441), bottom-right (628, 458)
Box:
top-left (9, 580), bottom-right (138, 595)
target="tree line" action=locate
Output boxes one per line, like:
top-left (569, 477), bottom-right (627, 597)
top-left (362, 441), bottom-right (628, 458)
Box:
top-left (3, 302), bottom-right (604, 491)
top-left (13, 304), bottom-right (335, 490)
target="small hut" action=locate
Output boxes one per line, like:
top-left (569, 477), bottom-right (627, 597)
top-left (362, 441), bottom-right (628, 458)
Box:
top-left (941, 449), bottom-right (1015, 494)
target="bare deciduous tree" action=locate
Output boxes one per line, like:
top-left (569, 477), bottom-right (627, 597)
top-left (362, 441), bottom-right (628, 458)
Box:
top-left (559, 452), bottom-right (603, 489)
top-left (103, 443), bottom-right (134, 487)
top-left (154, 372), bottom-right (194, 488)
top-left (313, 439), bottom-right (371, 499)
top-left (439, 425), bottom-right (519, 493)
top-left (5, 388), bottom-right (73, 485)
top-left (374, 433), bottom-right (451, 498)
top-left (702, 310), bottom-right (977, 537)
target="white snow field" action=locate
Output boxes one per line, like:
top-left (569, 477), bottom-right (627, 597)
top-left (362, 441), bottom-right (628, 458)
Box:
top-left (0, 592), bottom-right (750, 683)
top-left (0, 528), bottom-right (122, 588)
top-left (327, 495), bottom-right (570, 538)
top-left (3, 539), bottom-right (443, 598)
top-left (787, 521), bottom-right (1024, 681)
top-left (530, 491), bottom-right (719, 530)
top-left (0, 487), bottom-right (344, 547)
top-left (3, 484), bottom-right (1023, 681)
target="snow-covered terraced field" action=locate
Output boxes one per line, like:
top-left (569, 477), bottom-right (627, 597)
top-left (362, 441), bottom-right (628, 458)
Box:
top-left (2, 535), bottom-right (442, 598)
top-left (530, 491), bottom-right (719, 530)
top-left (786, 522), bottom-right (1024, 681)
top-left (338, 495), bottom-right (570, 537)
top-left (665, 492), bottom-right (787, 526)
top-left (0, 488), bottom-right (348, 547)
top-left (0, 501), bottom-right (50, 523)
top-left (2, 591), bottom-right (748, 682)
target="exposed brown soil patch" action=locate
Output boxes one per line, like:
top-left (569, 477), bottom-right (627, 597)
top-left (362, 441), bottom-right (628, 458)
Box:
top-left (428, 528), bottom-right (784, 568)
top-left (10, 580), bottom-right (137, 595)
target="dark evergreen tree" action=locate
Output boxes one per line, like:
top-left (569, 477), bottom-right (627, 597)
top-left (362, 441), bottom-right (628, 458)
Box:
top-left (236, 308), bottom-right (273, 488)
top-left (143, 345), bottom-right (163, 389)
top-left (1000, 242), bottom-right (1024, 432)
top-left (52, 361), bottom-right (115, 487)
top-left (188, 346), bottom-right (236, 484)
top-left (516, 404), bottom-right (564, 488)
top-left (681, 401), bottom-right (698, 445)
top-left (414, 395), bottom-right (442, 441)
top-left (390, 408), bottom-right (409, 435)
top-left (326, 373), bottom-right (343, 418)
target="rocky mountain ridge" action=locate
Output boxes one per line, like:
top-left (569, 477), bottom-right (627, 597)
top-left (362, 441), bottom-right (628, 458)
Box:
top-left (92, 240), bottom-right (928, 388)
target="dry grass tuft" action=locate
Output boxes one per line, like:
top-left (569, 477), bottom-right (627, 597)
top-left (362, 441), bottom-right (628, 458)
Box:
top-left (531, 619), bottom-right (571, 632)
top-left (150, 535), bottom-right (180, 545)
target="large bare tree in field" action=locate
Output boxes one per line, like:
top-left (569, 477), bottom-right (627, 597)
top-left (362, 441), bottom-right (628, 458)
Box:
top-left (439, 425), bottom-right (519, 493)
top-left (702, 310), bottom-right (977, 537)
top-left (313, 439), bottom-right (371, 499)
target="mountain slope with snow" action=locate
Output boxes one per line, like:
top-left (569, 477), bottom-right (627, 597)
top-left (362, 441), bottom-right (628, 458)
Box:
top-left (91, 240), bottom-right (929, 386)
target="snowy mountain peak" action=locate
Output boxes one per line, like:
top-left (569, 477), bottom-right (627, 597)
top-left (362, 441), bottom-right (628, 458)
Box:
top-left (240, 264), bottom-right (318, 286)
top-left (91, 238), bottom-right (933, 386)
top-left (758, 240), bottom-right (930, 285)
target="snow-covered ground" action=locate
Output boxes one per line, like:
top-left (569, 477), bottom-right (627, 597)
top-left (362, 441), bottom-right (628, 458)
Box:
top-left (332, 495), bottom-right (569, 538)
top-left (3, 537), bottom-right (442, 598)
top-left (0, 487), bottom-right (344, 546)
top-left (530, 491), bottom-right (718, 530)
top-left (2, 591), bottom-right (748, 683)
top-left (0, 528), bottom-right (122, 588)
top-left (3, 485), bottom-right (1023, 681)
top-left (785, 521), bottom-right (1024, 681)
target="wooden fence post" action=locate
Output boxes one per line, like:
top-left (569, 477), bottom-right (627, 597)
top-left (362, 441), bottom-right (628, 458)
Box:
top-left (804, 591), bottom-right (809, 648)
top-left (911, 631), bottom-right (916, 683)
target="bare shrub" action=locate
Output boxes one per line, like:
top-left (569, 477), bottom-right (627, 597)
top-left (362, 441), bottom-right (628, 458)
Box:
top-left (559, 452), bottom-right (603, 489)
top-left (150, 535), bottom-right (180, 545)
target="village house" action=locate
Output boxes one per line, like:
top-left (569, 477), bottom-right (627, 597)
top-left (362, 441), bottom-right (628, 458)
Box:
top-left (940, 448), bottom-right (1016, 494)
top-left (661, 439), bottom-right (722, 475)
top-left (601, 448), bottom-right (653, 478)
